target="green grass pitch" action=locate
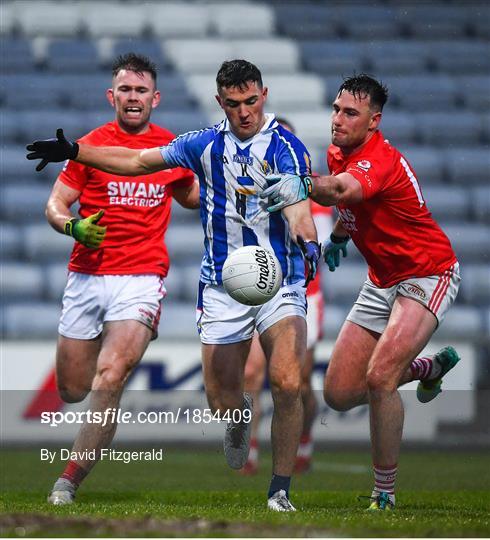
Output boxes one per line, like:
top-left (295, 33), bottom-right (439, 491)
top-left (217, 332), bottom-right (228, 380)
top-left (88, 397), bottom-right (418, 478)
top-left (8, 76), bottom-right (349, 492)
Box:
top-left (1, 448), bottom-right (489, 537)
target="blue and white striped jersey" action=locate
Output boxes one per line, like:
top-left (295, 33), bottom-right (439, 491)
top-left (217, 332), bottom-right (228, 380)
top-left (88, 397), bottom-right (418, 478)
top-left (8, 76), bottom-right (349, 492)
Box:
top-left (160, 114), bottom-right (312, 286)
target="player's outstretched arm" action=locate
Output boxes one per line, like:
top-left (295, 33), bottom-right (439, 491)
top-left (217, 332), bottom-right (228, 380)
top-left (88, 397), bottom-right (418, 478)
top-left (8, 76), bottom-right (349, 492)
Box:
top-left (261, 172), bottom-right (363, 211)
top-left (27, 128), bottom-right (171, 176)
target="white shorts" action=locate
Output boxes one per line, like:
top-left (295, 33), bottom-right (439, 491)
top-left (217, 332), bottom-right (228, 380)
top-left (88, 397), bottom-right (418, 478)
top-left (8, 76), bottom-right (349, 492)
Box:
top-left (347, 262), bottom-right (460, 334)
top-left (59, 272), bottom-right (166, 340)
top-left (306, 290), bottom-right (324, 350)
top-left (196, 281), bottom-right (307, 345)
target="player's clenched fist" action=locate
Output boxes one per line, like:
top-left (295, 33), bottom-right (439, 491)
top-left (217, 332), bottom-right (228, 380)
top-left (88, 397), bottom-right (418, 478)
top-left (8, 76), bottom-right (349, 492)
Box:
top-left (64, 210), bottom-right (106, 249)
top-left (26, 128), bottom-right (79, 171)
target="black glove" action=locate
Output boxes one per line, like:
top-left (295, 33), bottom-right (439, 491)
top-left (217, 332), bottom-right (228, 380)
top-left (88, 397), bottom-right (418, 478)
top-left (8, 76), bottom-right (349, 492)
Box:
top-left (297, 235), bottom-right (321, 288)
top-left (26, 128), bottom-right (79, 171)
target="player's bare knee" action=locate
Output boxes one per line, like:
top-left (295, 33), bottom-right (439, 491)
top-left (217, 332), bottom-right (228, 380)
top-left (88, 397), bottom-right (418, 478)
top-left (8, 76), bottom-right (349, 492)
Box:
top-left (366, 367), bottom-right (397, 394)
top-left (323, 389), bottom-right (353, 412)
top-left (94, 359), bottom-right (136, 391)
top-left (58, 383), bottom-right (89, 403)
top-left (270, 375), bottom-right (301, 405)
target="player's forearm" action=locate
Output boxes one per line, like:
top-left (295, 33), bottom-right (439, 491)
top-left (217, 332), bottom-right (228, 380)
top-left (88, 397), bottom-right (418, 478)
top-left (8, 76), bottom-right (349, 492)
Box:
top-left (76, 144), bottom-right (154, 176)
top-left (46, 197), bottom-right (74, 234)
top-left (310, 172), bottom-right (362, 206)
top-left (332, 218), bottom-right (349, 239)
top-left (310, 174), bottom-right (343, 206)
top-left (283, 200), bottom-right (317, 243)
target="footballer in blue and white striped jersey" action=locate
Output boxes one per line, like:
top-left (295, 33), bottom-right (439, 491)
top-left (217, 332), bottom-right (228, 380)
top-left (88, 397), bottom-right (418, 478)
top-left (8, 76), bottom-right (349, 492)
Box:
top-left (160, 113), bottom-right (312, 287)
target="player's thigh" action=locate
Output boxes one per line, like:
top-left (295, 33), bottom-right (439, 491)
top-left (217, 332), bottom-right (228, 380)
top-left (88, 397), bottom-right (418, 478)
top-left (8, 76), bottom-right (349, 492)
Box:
top-left (367, 295), bottom-right (437, 390)
top-left (56, 334), bottom-right (101, 397)
top-left (260, 315), bottom-right (306, 395)
top-left (324, 320), bottom-right (379, 397)
top-left (244, 332), bottom-right (267, 391)
top-left (96, 320), bottom-right (153, 384)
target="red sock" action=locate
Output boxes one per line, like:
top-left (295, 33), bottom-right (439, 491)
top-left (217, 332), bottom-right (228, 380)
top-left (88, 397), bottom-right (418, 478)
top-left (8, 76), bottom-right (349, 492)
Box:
top-left (373, 463), bottom-right (397, 495)
top-left (299, 433), bottom-right (312, 445)
top-left (410, 356), bottom-right (433, 381)
top-left (61, 460), bottom-right (89, 487)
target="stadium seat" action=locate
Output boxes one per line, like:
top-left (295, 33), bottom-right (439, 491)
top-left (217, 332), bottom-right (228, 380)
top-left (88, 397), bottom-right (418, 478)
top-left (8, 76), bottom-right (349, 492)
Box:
top-left (387, 76), bottom-right (459, 111)
top-left (151, 111), bottom-right (209, 136)
top-left (322, 304), bottom-right (351, 340)
top-left (1, 38), bottom-right (37, 72)
top-left (473, 18), bottom-right (490, 39)
top-left (322, 263), bottom-right (367, 304)
top-left (1, 74), bottom-right (66, 109)
top-left (165, 224), bottom-right (205, 265)
top-left (459, 265), bottom-right (490, 305)
top-left (0, 1), bottom-right (16, 36)
top-left (45, 39), bottom-right (102, 73)
top-left (2, 302), bottom-right (61, 339)
top-left (0, 184), bottom-right (51, 223)
top-left (22, 223), bottom-right (72, 262)
top-left (274, 4), bottom-right (337, 40)
top-left (416, 112), bottom-right (482, 146)
top-left (470, 187), bottom-right (490, 224)
top-left (157, 302), bottom-right (197, 339)
top-left (56, 74), bottom-right (113, 110)
top-left (364, 41), bottom-right (430, 76)
top-left (444, 149), bottom-right (490, 185)
top-left (332, 5), bottom-right (402, 40)
top-left (14, 1), bottom-right (83, 37)
top-left (397, 4), bottom-right (470, 39)
top-left (443, 223), bottom-right (490, 262)
top-left (82, 2), bottom-right (148, 38)
top-left (149, 3), bottom-right (211, 39)
top-left (231, 39), bottom-right (300, 74)
top-left (0, 223), bottom-right (20, 260)
top-left (435, 305), bottom-right (482, 341)
top-left (429, 42), bottom-right (490, 74)
top-left (398, 147), bottom-right (445, 185)
top-left (17, 111), bottom-right (91, 145)
top-left (457, 76), bottom-right (490, 111)
top-left (44, 263), bottom-right (69, 302)
top-left (210, 4), bottom-right (276, 38)
top-left (1, 262), bottom-right (44, 300)
top-left (179, 264), bottom-right (201, 302)
top-left (422, 187), bottom-right (470, 222)
top-left (378, 113), bottom-right (417, 146)
top-left (161, 266), bottom-right (182, 302)
top-left (171, 200), bottom-right (201, 226)
top-left (300, 41), bottom-right (366, 76)
top-left (272, 111), bottom-right (332, 148)
top-left (0, 146), bottom-right (50, 184)
top-left (164, 40), bottom-right (233, 74)
top-left (112, 39), bottom-right (168, 69)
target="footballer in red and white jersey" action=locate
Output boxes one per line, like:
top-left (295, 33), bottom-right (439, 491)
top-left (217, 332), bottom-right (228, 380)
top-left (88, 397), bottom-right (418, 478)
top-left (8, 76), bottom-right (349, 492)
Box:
top-left (59, 121), bottom-right (194, 277)
top-left (327, 130), bottom-right (457, 288)
top-left (306, 200), bottom-right (333, 297)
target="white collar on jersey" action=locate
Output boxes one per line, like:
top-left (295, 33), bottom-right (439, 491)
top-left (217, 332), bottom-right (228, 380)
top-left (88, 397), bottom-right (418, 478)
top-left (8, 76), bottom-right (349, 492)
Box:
top-left (216, 113), bottom-right (278, 144)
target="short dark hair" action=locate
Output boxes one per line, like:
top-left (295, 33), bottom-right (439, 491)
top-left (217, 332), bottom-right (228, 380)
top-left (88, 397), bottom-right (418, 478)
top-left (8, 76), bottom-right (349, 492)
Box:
top-left (216, 59), bottom-right (263, 92)
top-left (337, 74), bottom-right (388, 112)
top-left (275, 116), bottom-right (296, 134)
top-left (112, 53), bottom-right (157, 84)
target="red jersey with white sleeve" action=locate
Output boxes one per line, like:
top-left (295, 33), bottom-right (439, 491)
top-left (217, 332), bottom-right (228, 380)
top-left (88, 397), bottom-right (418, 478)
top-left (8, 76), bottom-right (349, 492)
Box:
top-left (59, 121), bottom-right (194, 276)
top-left (306, 201), bottom-right (333, 296)
top-left (327, 130), bottom-right (457, 288)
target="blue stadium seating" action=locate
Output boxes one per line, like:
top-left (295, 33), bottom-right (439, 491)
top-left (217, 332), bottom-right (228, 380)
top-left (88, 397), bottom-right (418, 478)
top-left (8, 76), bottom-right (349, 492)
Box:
top-left (1, 38), bottom-right (37, 72)
top-left (1, 0), bottom-right (489, 342)
top-left (45, 39), bottom-right (102, 73)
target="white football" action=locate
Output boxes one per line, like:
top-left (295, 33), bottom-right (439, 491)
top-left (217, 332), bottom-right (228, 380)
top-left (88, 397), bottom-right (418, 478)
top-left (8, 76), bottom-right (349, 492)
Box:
top-left (222, 246), bottom-right (283, 306)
